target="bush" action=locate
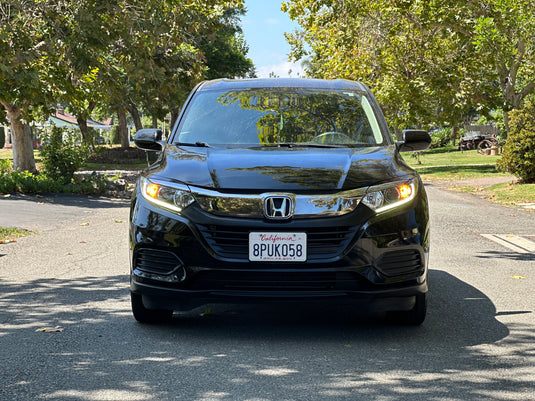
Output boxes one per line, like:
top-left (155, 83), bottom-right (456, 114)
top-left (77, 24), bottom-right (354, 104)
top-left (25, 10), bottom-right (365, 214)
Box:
top-left (0, 171), bottom-right (62, 193)
top-left (0, 126), bottom-right (5, 149)
top-left (0, 170), bottom-right (107, 195)
top-left (497, 102), bottom-right (535, 183)
top-left (0, 159), bottom-right (12, 174)
top-left (40, 127), bottom-right (89, 183)
top-left (430, 128), bottom-right (451, 148)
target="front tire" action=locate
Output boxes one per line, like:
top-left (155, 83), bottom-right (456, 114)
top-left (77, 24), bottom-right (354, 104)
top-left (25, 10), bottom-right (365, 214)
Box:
top-left (387, 293), bottom-right (427, 325)
top-left (131, 292), bottom-right (173, 324)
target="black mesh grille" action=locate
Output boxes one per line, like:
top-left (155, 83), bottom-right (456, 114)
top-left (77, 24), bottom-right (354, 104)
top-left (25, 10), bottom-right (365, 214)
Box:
top-left (188, 270), bottom-right (365, 291)
top-left (196, 225), bottom-right (357, 260)
top-left (375, 249), bottom-right (422, 277)
top-left (134, 249), bottom-right (182, 275)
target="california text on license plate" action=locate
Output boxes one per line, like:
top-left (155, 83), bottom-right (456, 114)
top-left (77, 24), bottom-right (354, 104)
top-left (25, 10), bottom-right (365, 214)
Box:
top-left (249, 232), bottom-right (307, 262)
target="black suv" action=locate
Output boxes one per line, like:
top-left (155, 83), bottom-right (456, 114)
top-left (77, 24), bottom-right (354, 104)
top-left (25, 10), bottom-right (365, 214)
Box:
top-left (130, 78), bottom-right (431, 324)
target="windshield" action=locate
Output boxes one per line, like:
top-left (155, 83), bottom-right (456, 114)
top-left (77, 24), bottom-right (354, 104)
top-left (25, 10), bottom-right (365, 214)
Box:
top-left (174, 87), bottom-right (386, 147)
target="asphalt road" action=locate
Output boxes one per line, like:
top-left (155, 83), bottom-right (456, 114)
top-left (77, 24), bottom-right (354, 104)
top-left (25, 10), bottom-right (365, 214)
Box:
top-left (0, 185), bottom-right (534, 401)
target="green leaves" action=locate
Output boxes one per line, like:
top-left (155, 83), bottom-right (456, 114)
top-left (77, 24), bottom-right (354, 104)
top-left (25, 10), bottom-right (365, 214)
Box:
top-left (497, 101), bottom-right (535, 183)
top-left (0, 0), bottom-right (249, 121)
top-left (1, 0), bottom-right (252, 171)
top-left (283, 0), bottom-right (535, 132)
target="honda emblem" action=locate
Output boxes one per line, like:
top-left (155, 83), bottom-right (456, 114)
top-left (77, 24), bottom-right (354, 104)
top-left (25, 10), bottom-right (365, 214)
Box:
top-left (264, 196), bottom-right (294, 219)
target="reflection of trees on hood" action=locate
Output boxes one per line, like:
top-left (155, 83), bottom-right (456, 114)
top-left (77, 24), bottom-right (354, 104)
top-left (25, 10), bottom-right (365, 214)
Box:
top-left (227, 165), bottom-right (344, 189)
top-left (218, 89), bottom-right (371, 144)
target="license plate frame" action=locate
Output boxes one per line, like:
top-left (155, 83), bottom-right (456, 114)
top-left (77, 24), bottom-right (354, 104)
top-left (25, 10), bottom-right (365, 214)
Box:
top-left (248, 232), bottom-right (307, 262)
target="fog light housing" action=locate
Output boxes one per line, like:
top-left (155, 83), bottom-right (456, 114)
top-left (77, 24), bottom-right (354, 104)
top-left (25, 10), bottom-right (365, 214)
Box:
top-left (134, 249), bottom-right (187, 283)
top-left (134, 265), bottom-right (187, 283)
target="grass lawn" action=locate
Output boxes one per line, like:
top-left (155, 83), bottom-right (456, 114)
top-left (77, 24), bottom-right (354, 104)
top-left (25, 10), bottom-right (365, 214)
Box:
top-left (483, 182), bottom-right (535, 207)
top-left (402, 147), bottom-right (510, 181)
top-left (402, 147), bottom-right (534, 207)
top-left (450, 182), bottom-right (535, 208)
top-left (414, 165), bottom-right (511, 181)
top-left (402, 147), bottom-right (501, 168)
top-left (0, 149), bottom-right (9, 159)
top-left (0, 148), bottom-right (42, 163)
top-left (0, 227), bottom-right (32, 243)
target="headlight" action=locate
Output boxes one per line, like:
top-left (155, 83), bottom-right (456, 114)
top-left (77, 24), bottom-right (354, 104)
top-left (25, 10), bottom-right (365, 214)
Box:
top-left (140, 177), bottom-right (195, 213)
top-left (362, 179), bottom-right (417, 213)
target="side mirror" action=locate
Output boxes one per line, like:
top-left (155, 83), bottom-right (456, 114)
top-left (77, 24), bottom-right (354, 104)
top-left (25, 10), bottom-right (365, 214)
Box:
top-left (397, 129), bottom-right (431, 152)
top-left (134, 129), bottom-right (164, 151)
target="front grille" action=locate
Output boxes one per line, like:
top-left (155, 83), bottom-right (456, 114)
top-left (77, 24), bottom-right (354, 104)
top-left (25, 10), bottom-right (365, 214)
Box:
top-left (196, 224), bottom-right (357, 261)
top-left (188, 270), bottom-right (364, 291)
top-left (375, 249), bottom-right (422, 277)
top-left (134, 249), bottom-right (182, 275)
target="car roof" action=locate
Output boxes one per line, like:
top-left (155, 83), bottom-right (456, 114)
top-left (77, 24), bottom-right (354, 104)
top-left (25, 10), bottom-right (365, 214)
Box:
top-left (198, 78), bottom-right (369, 92)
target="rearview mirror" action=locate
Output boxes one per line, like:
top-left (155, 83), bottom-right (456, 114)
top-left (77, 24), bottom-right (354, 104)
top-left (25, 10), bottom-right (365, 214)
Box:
top-left (397, 129), bottom-right (431, 152)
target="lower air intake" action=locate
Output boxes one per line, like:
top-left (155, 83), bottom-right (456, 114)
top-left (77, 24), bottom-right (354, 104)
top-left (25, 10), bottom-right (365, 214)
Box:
top-left (375, 249), bottom-right (423, 277)
top-left (134, 249), bottom-right (183, 275)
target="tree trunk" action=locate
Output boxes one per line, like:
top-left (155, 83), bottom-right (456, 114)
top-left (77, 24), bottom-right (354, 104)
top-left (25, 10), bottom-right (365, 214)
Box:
top-left (497, 39), bottom-right (535, 133)
top-left (128, 104), bottom-right (143, 132)
top-left (2, 103), bottom-right (36, 173)
top-left (152, 115), bottom-right (158, 129)
top-left (76, 116), bottom-right (95, 151)
top-left (451, 126), bottom-right (458, 146)
top-left (76, 101), bottom-right (96, 151)
top-left (117, 110), bottom-right (130, 148)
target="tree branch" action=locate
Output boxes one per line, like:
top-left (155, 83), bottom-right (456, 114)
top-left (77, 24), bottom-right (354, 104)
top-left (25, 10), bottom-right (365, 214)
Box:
top-left (509, 39), bottom-right (526, 90)
top-left (518, 80), bottom-right (535, 102)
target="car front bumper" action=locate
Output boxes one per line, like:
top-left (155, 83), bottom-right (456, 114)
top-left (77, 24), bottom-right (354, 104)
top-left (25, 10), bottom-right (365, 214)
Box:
top-left (129, 186), bottom-right (430, 312)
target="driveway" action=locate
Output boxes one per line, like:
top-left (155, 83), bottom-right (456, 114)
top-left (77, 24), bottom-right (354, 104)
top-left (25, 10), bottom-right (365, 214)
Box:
top-left (0, 185), bottom-right (534, 400)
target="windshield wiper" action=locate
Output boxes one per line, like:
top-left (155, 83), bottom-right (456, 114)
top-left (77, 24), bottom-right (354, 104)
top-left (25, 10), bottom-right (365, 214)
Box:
top-left (265, 143), bottom-right (344, 148)
top-left (300, 143), bottom-right (346, 148)
top-left (175, 141), bottom-right (211, 148)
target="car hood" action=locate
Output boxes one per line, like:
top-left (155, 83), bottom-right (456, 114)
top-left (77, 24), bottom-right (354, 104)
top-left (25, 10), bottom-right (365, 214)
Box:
top-left (150, 145), bottom-right (413, 191)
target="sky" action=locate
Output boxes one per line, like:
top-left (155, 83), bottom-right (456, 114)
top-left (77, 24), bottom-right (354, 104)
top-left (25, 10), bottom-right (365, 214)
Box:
top-left (241, 0), bottom-right (305, 78)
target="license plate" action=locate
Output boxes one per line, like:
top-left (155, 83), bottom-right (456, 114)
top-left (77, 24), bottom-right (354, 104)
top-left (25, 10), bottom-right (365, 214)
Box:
top-left (249, 232), bottom-right (307, 262)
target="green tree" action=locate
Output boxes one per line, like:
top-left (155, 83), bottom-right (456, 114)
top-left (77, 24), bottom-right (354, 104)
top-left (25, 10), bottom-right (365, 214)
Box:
top-left (37, 1), bottom-right (111, 150)
top-left (282, 0), bottom-right (535, 133)
top-left (200, 7), bottom-right (255, 80)
top-left (469, 0), bottom-right (535, 130)
top-left (102, 0), bottom-right (248, 138)
top-left (0, 0), bottom-right (110, 165)
top-left (0, 0), bottom-right (53, 172)
top-left (1, 0), bottom-right (252, 169)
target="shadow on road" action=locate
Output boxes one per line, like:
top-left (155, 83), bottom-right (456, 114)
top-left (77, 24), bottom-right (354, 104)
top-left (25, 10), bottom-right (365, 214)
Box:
top-left (476, 250), bottom-right (535, 262)
top-left (1, 269), bottom-right (533, 400)
top-left (3, 193), bottom-right (130, 209)
top-left (0, 194), bottom-right (129, 232)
